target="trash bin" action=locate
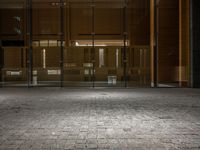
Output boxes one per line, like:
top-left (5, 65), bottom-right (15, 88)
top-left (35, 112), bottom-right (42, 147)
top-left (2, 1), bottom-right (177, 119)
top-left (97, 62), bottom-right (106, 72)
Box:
top-left (108, 76), bottom-right (117, 85)
top-left (32, 70), bottom-right (38, 85)
top-left (33, 76), bottom-right (37, 85)
top-left (112, 76), bottom-right (117, 84)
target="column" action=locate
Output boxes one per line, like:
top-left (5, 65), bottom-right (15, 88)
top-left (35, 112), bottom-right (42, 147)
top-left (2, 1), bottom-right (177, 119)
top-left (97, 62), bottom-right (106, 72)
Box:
top-left (190, 0), bottom-right (200, 88)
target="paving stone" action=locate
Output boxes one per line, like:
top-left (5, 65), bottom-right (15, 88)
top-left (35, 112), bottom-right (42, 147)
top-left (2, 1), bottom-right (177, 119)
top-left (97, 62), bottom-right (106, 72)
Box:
top-left (0, 88), bottom-right (200, 149)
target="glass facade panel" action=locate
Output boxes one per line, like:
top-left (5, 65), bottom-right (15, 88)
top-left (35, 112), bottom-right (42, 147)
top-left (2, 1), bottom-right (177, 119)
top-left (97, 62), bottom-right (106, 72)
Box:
top-left (0, 1), bottom-right (27, 87)
top-left (127, 0), bottom-right (151, 87)
top-left (31, 1), bottom-right (61, 86)
top-left (64, 1), bottom-right (93, 87)
top-left (93, 1), bottom-right (125, 87)
top-left (0, 0), bottom-right (190, 88)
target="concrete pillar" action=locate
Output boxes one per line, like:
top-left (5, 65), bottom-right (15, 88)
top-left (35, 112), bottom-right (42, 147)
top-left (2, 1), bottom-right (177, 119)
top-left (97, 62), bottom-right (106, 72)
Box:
top-left (190, 0), bottom-right (200, 88)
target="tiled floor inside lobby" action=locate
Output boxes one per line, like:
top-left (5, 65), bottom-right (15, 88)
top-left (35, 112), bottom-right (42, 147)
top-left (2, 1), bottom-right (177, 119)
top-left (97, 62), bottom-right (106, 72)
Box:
top-left (0, 88), bottom-right (200, 150)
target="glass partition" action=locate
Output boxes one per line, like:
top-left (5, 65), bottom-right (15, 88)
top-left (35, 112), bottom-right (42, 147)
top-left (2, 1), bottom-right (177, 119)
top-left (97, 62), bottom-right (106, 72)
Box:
top-left (1, 0), bottom-right (190, 88)
top-left (1, 47), bottom-right (27, 87)
top-left (93, 1), bottom-right (125, 87)
top-left (94, 46), bottom-right (124, 87)
top-left (64, 46), bottom-right (93, 87)
top-left (156, 0), bottom-right (180, 87)
top-left (31, 1), bottom-right (62, 86)
top-left (64, 1), bottom-right (93, 87)
top-left (0, 1), bottom-right (27, 87)
top-left (127, 46), bottom-right (151, 87)
top-left (127, 0), bottom-right (151, 87)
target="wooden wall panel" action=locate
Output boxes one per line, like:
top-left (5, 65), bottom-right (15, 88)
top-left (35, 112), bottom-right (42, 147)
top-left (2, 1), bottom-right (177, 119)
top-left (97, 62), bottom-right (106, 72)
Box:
top-left (65, 48), bottom-right (84, 67)
top-left (157, 0), bottom-right (179, 83)
top-left (46, 48), bottom-right (60, 67)
top-left (94, 8), bottom-right (122, 39)
top-left (70, 2), bottom-right (123, 40)
top-left (33, 48), bottom-right (42, 67)
top-left (129, 0), bottom-right (150, 45)
top-left (4, 48), bottom-right (21, 68)
top-left (32, 2), bottom-right (60, 39)
top-left (70, 6), bottom-right (92, 40)
top-left (179, 0), bottom-right (190, 86)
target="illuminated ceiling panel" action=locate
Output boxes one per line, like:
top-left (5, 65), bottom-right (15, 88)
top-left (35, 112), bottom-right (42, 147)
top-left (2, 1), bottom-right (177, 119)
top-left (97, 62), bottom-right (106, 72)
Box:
top-left (74, 40), bottom-right (129, 47)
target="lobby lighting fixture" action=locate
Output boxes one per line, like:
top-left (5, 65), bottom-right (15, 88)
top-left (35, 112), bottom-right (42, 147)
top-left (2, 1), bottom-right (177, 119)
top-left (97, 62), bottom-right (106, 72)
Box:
top-left (42, 49), bottom-right (46, 69)
top-left (74, 40), bottom-right (128, 47)
top-left (75, 41), bottom-right (106, 47)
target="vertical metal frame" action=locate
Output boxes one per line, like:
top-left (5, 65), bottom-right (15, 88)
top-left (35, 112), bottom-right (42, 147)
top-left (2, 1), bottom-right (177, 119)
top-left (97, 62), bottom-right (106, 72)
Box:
top-left (154, 0), bottom-right (158, 87)
top-left (179, 0), bottom-right (182, 87)
top-left (91, 0), bottom-right (95, 88)
top-left (27, 0), bottom-right (33, 87)
top-left (60, 0), bottom-right (64, 87)
top-left (190, 0), bottom-right (193, 87)
top-left (0, 46), bottom-right (4, 87)
top-left (123, 0), bottom-right (128, 87)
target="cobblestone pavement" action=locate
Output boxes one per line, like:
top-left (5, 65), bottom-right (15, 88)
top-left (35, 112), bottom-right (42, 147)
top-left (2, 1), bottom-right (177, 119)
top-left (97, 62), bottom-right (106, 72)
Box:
top-left (0, 88), bottom-right (200, 150)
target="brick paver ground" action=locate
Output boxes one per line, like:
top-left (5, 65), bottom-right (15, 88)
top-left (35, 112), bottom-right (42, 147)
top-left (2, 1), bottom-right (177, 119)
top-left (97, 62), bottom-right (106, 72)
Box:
top-left (0, 88), bottom-right (200, 150)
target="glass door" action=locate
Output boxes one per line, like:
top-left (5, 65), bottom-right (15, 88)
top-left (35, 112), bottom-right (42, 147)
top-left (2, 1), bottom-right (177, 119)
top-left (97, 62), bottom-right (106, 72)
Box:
top-left (127, 0), bottom-right (151, 87)
top-left (94, 46), bottom-right (125, 87)
top-left (64, 1), bottom-right (93, 87)
top-left (156, 0), bottom-right (190, 88)
top-left (156, 0), bottom-right (180, 87)
top-left (31, 0), bottom-right (62, 87)
top-left (93, 0), bottom-right (125, 87)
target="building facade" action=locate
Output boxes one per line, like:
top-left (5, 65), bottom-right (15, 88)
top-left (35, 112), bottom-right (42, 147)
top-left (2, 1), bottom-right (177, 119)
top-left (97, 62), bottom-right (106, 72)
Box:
top-left (0, 0), bottom-right (199, 88)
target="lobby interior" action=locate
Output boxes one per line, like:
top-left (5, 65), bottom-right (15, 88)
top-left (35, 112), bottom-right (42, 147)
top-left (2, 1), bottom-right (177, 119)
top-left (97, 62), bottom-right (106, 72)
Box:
top-left (0, 0), bottom-right (195, 88)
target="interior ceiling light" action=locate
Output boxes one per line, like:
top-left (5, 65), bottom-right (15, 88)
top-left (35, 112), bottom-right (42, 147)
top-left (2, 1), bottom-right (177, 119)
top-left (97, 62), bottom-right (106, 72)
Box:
top-left (74, 40), bottom-right (129, 47)
top-left (75, 42), bottom-right (79, 46)
top-left (75, 43), bottom-right (106, 47)
top-left (51, 2), bottom-right (66, 6)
